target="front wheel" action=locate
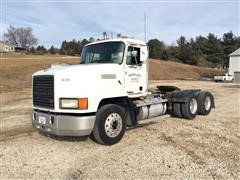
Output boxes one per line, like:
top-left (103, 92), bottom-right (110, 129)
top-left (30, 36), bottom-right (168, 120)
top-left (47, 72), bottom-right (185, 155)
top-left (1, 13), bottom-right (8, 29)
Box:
top-left (91, 104), bottom-right (126, 145)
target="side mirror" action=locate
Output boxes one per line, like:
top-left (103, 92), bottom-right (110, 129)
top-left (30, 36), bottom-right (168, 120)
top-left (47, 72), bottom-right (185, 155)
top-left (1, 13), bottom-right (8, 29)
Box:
top-left (140, 46), bottom-right (148, 62)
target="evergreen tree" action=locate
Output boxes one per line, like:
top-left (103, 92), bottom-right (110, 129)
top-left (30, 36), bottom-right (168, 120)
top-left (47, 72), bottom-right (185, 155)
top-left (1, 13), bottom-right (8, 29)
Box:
top-left (60, 40), bottom-right (67, 55)
top-left (29, 46), bottom-right (36, 54)
top-left (59, 39), bottom-right (89, 56)
top-left (177, 36), bottom-right (187, 47)
top-left (176, 36), bottom-right (197, 65)
top-left (203, 33), bottom-right (223, 65)
top-left (147, 39), bottom-right (168, 60)
top-left (48, 46), bottom-right (56, 54)
top-left (36, 45), bottom-right (47, 55)
top-left (166, 46), bottom-right (179, 61)
top-left (81, 39), bottom-right (90, 52)
top-left (221, 31), bottom-right (239, 67)
top-left (89, 37), bottom-right (95, 43)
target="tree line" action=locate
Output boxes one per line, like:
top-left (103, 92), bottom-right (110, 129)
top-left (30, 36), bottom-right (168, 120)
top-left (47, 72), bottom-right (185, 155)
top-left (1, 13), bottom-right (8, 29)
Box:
top-left (59, 38), bottom-right (94, 56)
top-left (55, 31), bottom-right (239, 68)
top-left (3, 25), bottom-right (239, 67)
top-left (147, 31), bottom-right (240, 67)
top-left (28, 38), bottom-right (94, 56)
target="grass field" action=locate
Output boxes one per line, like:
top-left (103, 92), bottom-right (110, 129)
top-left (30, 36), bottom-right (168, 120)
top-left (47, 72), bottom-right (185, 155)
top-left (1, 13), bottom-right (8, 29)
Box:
top-left (0, 54), bottom-right (221, 93)
top-left (149, 59), bottom-right (221, 80)
top-left (0, 54), bottom-right (79, 93)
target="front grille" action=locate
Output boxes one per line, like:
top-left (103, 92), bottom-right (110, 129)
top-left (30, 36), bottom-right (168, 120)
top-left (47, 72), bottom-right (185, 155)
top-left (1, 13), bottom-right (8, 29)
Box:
top-left (33, 75), bottom-right (54, 109)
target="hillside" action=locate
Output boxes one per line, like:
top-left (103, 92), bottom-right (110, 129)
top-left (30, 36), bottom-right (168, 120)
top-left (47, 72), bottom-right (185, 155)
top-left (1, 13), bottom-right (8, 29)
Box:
top-left (0, 54), bottom-right (222, 93)
top-left (149, 59), bottom-right (222, 80)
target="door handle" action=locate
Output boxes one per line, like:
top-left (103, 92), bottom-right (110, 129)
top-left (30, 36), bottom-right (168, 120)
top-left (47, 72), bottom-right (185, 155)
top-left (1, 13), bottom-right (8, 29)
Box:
top-left (129, 65), bottom-right (138, 69)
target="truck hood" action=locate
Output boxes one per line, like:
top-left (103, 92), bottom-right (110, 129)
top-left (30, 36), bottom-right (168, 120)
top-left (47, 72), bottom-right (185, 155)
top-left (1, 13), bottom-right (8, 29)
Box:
top-left (32, 63), bottom-right (126, 113)
top-left (33, 63), bottom-right (122, 77)
top-left (33, 63), bottom-right (124, 96)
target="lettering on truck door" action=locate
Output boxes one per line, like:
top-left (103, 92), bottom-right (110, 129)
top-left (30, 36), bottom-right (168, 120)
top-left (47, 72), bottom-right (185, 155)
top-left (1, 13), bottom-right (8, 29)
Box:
top-left (124, 46), bottom-right (143, 94)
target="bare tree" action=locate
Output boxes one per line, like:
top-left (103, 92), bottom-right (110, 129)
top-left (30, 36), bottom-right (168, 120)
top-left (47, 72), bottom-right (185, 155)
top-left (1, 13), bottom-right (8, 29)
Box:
top-left (3, 25), bottom-right (38, 48)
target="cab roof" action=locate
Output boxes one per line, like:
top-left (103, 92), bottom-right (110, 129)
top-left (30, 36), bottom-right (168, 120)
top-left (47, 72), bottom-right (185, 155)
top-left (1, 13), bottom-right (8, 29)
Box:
top-left (85, 38), bottom-right (146, 47)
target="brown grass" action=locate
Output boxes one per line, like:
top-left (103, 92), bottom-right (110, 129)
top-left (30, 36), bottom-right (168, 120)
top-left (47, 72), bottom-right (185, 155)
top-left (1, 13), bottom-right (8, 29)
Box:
top-left (149, 59), bottom-right (222, 80)
top-left (0, 54), bottom-right (222, 93)
top-left (0, 54), bottom-right (79, 93)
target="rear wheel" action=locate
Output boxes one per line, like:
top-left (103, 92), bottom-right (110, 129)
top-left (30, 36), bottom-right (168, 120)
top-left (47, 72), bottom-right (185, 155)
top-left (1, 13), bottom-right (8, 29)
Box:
top-left (91, 104), bottom-right (126, 145)
top-left (197, 91), bottom-right (213, 115)
top-left (172, 103), bottom-right (182, 118)
top-left (181, 93), bottom-right (198, 120)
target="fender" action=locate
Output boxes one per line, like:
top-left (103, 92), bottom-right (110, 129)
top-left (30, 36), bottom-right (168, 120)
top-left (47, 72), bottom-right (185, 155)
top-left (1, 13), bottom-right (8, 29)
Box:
top-left (171, 89), bottom-right (201, 103)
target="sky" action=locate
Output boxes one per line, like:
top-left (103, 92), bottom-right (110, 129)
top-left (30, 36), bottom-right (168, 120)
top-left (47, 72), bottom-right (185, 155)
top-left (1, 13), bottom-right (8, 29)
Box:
top-left (1, 0), bottom-right (239, 48)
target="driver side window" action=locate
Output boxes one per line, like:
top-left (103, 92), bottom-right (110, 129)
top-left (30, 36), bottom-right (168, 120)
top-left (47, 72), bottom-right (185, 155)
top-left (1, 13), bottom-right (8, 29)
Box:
top-left (126, 46), bottom-right (141, 65)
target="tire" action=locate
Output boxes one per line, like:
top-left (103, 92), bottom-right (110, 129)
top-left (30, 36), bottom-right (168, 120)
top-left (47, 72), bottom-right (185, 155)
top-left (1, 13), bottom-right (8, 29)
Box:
top-left (181, 93), bottom-right (198, 120)
top-left (197, 91), bottom-right (213, 115)
top-left (172, 103), bottom-right (182, 118)
top-left (91, 104), bottom-right (126, 145)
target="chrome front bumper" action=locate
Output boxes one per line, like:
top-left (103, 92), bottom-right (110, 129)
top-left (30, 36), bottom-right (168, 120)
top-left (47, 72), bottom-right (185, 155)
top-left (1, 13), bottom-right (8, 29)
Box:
top-left (32, 110), bottom-right (95, 136)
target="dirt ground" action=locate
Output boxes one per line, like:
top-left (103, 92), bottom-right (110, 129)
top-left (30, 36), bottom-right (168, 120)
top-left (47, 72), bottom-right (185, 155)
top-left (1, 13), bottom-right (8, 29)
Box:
top-left (1, 79), bottom-right (239, 179)
top-left (0, 54), bottom-right (239, 179)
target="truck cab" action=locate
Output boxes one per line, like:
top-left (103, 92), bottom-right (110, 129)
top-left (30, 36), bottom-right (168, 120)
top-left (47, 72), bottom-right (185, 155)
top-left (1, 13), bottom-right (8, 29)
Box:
top-left (80, 39), bottom-right (149, 96)
top-left (32, 39), bottom-right (148, 141)
top-left (32, 38), bottom-right (215, 145)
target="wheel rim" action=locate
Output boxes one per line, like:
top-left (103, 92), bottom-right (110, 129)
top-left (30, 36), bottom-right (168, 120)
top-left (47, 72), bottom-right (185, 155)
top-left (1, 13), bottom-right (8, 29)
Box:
top-left (204, 96), bottom-right (211, 111)
top-left (105, 113), bottom-right (122, 138)
top-left (189, 98), bottom-right (198, 114)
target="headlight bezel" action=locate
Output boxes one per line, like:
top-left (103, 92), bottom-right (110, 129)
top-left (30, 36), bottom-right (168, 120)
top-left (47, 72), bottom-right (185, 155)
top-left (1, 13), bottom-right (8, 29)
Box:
top-left (59, 98), bottom-right (79, 109)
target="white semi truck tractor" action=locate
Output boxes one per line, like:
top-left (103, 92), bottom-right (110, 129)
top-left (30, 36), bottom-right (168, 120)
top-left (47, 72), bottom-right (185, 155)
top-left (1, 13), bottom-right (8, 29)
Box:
top-left (32, 38), bottom-right (215, 145)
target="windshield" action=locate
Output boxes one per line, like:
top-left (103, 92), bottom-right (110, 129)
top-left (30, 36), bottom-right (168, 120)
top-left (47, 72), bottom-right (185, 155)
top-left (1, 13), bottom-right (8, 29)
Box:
top-left (80, 42), bottom-right (125, 64)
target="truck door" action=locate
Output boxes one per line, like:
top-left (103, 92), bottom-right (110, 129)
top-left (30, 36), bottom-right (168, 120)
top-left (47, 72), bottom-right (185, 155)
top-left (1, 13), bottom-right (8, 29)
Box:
top-left (124, 46), bottom-right (145, 95)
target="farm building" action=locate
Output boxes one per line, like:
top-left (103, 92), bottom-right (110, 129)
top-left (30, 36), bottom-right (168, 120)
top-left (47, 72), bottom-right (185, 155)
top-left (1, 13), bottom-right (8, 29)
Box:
top-left (0, 41), bottom-right (15, 52)
top-left (229, 48), bottom-right (240, 83)
top-left (0, 41), bottom-right (26, 53)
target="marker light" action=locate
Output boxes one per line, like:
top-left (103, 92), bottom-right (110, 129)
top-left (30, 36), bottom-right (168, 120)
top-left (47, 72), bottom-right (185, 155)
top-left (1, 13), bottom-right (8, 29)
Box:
top-left (78, 98), bottom-right (88, 110)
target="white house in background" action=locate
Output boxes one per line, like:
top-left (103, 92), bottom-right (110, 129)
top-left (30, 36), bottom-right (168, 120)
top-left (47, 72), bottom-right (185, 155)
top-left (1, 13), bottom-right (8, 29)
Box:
top-left (0, 41), bottom-right (16, 52)
top-left (229, 48), bottom-right (240, 75)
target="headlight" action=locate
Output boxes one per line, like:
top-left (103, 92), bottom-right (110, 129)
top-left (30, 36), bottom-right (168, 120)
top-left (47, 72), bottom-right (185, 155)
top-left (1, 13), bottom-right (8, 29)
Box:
top-left (60, 98), bottom-right (78, 109)
top-left (60, 98), bottom-right (88, 110)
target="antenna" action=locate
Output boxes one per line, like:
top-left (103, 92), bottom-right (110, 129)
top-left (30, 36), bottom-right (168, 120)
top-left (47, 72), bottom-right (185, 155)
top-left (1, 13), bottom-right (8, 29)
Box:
top-left (144, 13), bottom-right (147, 43)
top-left (103, 32), bottom-right (107, 39)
